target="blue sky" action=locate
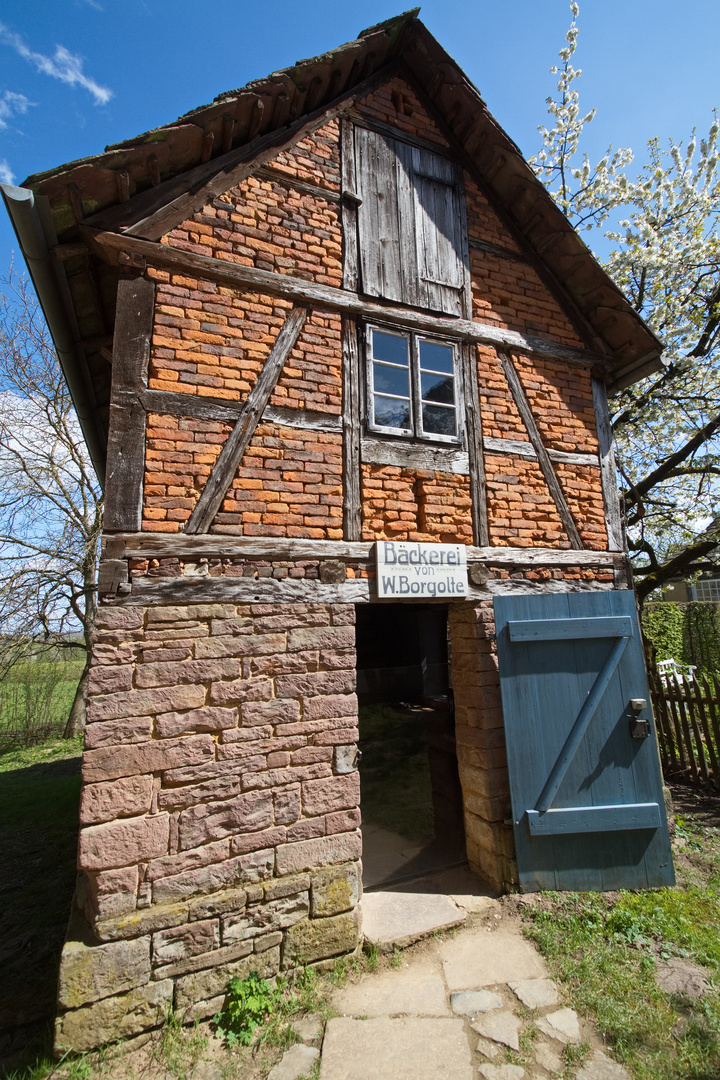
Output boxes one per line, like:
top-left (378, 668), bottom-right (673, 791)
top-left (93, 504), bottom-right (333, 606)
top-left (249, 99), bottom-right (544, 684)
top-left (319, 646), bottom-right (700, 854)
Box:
top-left (0, 0), bottom-right (719, 270)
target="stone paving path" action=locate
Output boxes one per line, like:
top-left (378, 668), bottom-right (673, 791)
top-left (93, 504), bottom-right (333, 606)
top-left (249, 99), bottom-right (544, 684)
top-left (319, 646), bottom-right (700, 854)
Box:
top-left (270, 871), bottom-right (632, 1080)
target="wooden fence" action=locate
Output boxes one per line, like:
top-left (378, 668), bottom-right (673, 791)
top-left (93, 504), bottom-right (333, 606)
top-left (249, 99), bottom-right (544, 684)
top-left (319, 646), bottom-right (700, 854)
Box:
top-left (649, 669), bottom-right (720, 783)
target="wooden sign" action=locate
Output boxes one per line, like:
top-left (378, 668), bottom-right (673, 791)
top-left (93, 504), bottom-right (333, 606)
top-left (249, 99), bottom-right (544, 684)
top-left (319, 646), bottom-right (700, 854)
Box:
top-left (375, 541), bottom-right (468, 599)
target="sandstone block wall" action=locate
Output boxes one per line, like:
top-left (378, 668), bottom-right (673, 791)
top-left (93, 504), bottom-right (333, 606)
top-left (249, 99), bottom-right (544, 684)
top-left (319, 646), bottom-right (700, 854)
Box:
top-left (56, 601), bottom-right (361, 1050)
top-left (450, 601), bottom-right (517, 893)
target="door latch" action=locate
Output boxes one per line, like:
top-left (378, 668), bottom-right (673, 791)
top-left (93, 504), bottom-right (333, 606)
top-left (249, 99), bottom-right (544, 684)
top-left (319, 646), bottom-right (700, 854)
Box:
top-left (629, 697), bottom-right (650, 739)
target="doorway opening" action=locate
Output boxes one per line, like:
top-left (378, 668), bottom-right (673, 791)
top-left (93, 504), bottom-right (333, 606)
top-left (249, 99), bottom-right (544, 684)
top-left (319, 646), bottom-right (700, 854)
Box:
top-left (355, 602), bottom-right (466, 889)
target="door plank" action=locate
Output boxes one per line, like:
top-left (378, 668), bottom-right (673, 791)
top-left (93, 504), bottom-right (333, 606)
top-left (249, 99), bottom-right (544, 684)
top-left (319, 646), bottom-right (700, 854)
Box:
top-left (508, 616), bottom-right (633, 642)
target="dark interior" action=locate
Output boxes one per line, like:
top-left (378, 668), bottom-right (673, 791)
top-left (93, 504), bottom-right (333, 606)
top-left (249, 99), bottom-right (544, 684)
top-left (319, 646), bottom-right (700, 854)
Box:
top-left (355, 602), bottom-right (466, 888)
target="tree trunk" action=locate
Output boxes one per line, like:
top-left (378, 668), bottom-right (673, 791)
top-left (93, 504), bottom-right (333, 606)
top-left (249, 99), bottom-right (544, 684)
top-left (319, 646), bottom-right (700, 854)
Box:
top-left (64, 654), bottom-right (89, 738)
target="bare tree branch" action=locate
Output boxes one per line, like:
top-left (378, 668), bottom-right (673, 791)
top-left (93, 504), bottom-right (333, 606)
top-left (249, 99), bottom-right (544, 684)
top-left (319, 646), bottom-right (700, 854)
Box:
top-left (0, 269), bottom-right (103, 734)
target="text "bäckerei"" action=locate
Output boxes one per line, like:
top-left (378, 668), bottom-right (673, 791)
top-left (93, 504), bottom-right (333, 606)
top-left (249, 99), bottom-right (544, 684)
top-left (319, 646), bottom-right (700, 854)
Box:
top-left (375, 541), bottom-right (468, 599)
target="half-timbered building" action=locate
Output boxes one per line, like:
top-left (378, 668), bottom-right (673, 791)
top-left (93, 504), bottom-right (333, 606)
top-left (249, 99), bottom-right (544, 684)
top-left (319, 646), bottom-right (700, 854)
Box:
top-left (2, 11), bottom-right (674, 1053)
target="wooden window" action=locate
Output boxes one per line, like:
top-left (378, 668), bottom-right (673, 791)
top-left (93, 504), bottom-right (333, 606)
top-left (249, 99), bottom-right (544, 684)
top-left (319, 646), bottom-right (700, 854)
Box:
top-left (354, 127), bottom-right (466, 316)
top-left (366, 325), bottom-right (460, 444)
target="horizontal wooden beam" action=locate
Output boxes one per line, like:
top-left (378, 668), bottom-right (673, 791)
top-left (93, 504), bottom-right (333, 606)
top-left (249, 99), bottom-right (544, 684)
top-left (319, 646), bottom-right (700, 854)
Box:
top-left (361, 436), bottom-right (470, 475)
top-left (104, 532), bottom-right (623, 566)
top-left (141, 389), bottom-right (344, 434)
top-left (140, 387), bottom-right (601, 471)
top-left (83, 227), bottom-right (609, 372)
top-left (483, 436), bottom-right (599, 469)
top-left (109, 571), bottom-right (615, 606)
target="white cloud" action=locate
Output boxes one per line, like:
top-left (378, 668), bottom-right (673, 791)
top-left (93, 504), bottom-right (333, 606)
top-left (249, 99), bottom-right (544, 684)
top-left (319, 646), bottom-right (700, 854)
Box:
top-left (0, 160), bottom-right (15, 184)
top-left (0, 90), bottom-right (32, 130)
top-left (0, 22), bottom-right (112, 106)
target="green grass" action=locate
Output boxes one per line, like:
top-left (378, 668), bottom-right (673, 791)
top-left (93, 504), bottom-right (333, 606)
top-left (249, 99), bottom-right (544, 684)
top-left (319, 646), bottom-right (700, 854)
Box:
top-left (523, 812), bottom-right (720, 1080)
top-left (358, 703), bottom-right (434, 842)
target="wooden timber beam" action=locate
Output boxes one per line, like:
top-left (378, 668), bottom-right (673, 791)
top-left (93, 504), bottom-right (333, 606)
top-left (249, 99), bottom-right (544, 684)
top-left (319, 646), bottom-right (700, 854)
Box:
top-left (83, 227), bottom-right (610, 373)
top-left (110, 573), bottom-right (616, 607)
top-left (340, 119), bottom-right (362, 542)
top-left (84, 64), bottom-right (399, 241)
top-left (184, 305), bottom-right (308, 534)
top-left (104, 532), bottom-right (623, 565)
top-left (497, 349), bottom-right (584, 550)
top-left (128, 386), bottom-right (601, 471)
top-left (592, 376), bottom-right (624, 550)
top-left (103, 278), bottom-right (154, 532)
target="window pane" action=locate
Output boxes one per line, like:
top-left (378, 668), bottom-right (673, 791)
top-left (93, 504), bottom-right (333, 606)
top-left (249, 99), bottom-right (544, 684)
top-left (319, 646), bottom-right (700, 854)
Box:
top-left (419, 340), bottom-right (453, 374)
top-left (372, 330), bottom-right (409, 365)
top-left (422, 403), bottom-right (456, 436)
top-left (374, 395), bottom-right (411, 430)
top-left (374, 361), bottom-right (410, 397)
top-left (421, 371), bottom-right (455, 405)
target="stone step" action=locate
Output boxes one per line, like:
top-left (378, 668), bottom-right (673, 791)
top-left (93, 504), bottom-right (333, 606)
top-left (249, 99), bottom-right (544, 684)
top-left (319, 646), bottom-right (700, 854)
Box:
top-left (361, 890), bottom-right (466, 952)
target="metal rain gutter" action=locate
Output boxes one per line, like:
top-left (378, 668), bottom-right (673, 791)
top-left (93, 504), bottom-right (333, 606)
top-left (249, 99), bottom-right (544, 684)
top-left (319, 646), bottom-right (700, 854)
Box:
top-left (1, 183), bottom-right (107, 487)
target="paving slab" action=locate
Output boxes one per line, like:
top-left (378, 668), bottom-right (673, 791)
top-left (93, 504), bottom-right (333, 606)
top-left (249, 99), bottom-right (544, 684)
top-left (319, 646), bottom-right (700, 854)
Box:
top-left (478, 1065), bottom-right (526, 1080)
top-left (438, 929), bottom-right (547, 990)
top-left (509, 978), bottom-right (559, 1009)
top-left (473, 1010), bottom-right (523, 1051)
top-left (474, 1034), bottom-right (501, 1060)
top-left (534, 1041), bottom-right (563, 1074)
top-left (333, 957), bottom-right (450, 1018)
top-left (426, 867), bottom-right (499, 913)
top-left (575, 1049), bottom-right (631, 1080)
top-left (289, 1014), bottom-right (323, 1044)
top-left (362, 890), bottom-right (465, 951)
top-left (267, 1044), bottom-right (319, 1080)
top-left (319, 1017), bottom-right (474, 1080)
top-left (537, 1007), bottom-right (581, 1045)
top-left (450, 989), bottom-right (503, 1016)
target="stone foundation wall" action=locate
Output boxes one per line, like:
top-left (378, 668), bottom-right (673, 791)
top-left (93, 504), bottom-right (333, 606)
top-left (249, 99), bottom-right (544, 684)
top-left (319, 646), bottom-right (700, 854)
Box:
top-left (56, 600), bottom-right (361, 1053)
top-left (449, 601), bottom-right (517, 893)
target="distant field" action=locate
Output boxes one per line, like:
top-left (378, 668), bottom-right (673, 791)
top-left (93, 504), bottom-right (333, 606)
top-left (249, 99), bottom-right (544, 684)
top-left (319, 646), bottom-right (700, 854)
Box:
top-left (0, 660), bottom-right (85, 750)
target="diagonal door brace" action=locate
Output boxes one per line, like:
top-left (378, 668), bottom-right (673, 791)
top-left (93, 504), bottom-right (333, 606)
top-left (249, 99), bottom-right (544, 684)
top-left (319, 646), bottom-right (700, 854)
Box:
top-left (534, 632), bottom-right (630, 813)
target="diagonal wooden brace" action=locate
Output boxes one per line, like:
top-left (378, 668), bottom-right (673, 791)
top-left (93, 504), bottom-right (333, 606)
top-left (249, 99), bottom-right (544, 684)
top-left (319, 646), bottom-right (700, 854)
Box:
top-left (184, 305), bottom-right (308, 534)
top-left (497, 348), bottom-right (583, 550)
top-left (534, 632), bottom-right (630, 813)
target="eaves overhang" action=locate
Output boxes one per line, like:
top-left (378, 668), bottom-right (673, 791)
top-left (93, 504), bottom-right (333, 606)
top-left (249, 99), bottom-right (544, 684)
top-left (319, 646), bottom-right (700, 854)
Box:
top-left (1, 182), bottom-right (107, 486)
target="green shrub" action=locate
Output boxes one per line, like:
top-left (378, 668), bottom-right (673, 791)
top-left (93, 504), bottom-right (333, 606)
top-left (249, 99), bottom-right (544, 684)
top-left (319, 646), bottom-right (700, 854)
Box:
top-left (684, 603), bottom-right (720, 674)
top-left (213, 972), bottom-right (283, 1047)
top-left (642, 603), bottom-right (686, 663)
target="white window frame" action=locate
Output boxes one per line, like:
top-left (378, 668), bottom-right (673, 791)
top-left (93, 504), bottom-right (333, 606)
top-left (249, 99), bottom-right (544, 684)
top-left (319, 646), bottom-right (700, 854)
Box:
top-left (365, 323), bottom-right (462, 446)
top-left (694, 578), bottom-right (720, 602)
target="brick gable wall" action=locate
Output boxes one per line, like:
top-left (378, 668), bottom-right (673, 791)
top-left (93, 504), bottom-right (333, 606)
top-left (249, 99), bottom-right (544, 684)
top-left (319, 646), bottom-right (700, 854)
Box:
top-left (141, 77), bottom-right (606, 548)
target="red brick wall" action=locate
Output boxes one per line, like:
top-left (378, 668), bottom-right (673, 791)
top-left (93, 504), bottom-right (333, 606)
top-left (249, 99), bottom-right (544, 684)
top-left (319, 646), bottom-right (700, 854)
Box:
top-left (361, 465), bottom-right (473, 544)
top-left (140, 74), bottom-right (610, 551)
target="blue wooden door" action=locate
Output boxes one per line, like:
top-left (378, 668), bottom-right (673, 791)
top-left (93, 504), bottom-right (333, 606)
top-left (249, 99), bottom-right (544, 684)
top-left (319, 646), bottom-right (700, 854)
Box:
top-left (494, 590), bottom-right (674, 892)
